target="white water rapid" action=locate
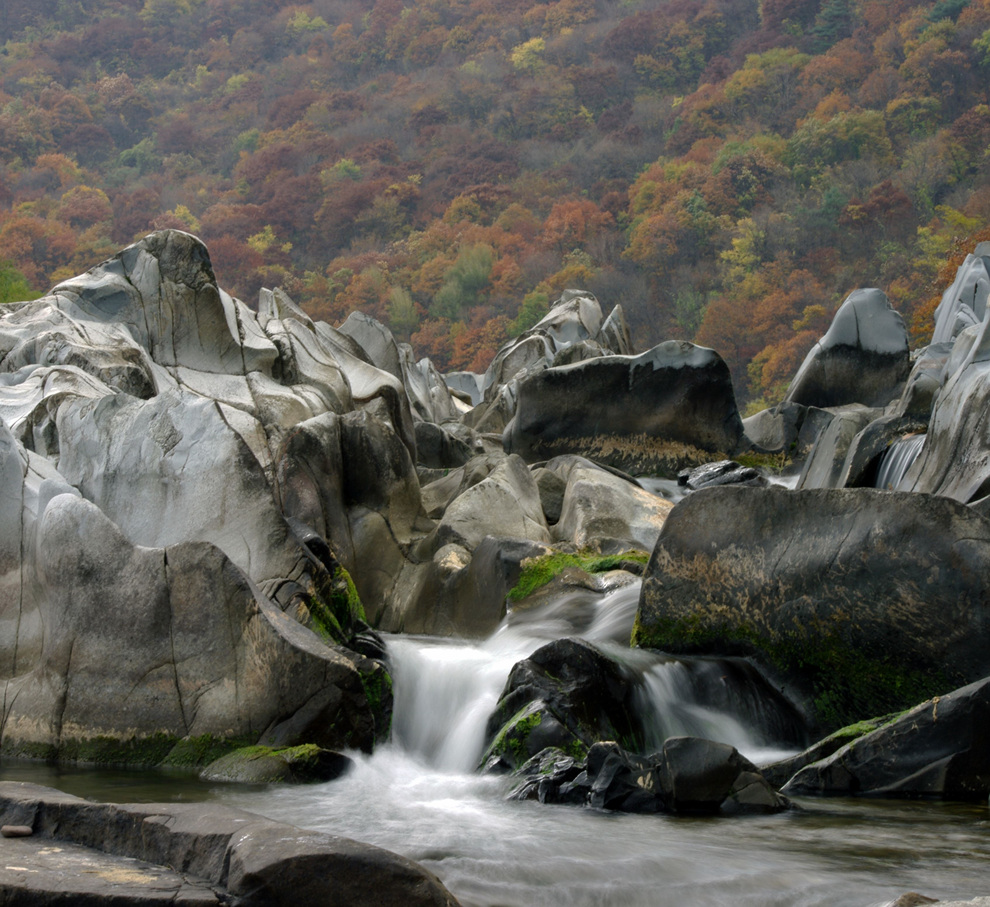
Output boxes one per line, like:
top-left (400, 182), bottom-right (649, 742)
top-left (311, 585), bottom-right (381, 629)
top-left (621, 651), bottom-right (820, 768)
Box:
top-left (388, 581), bottom-right (798, 771)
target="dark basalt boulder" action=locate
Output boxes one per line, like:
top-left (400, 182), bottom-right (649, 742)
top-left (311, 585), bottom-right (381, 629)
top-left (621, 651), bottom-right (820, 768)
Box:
top-left (507, 738), bottom-right (787, 815)
top-left (784, 288), bottom-right (911, 409)
top-left (634, 484), bottom-right (990, 733)
top-left (482, 638), bottom-right (644, 770)
top-left (761, 713), bottom-right (895, 790)
top-left (504, 341), bottom-right (744, 476)
top-left (783, 677), bottom-right (990, 801)
top-left (660, 736), bottom-right (787, 814)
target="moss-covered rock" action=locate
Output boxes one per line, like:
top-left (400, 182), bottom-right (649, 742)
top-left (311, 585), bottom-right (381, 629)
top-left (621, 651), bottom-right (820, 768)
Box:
top-left (482, 638), bottom-right (642, 771)
top-left (200, 744), bottom-right (354, 783)
top-left (508, 549), bottom-right (649, 603)
top-left (634, 485), bottom-right (990, 733)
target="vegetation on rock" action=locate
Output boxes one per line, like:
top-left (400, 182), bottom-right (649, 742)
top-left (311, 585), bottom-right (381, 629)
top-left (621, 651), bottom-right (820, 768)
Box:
top-left (507, 549), bottom-right (649, 602)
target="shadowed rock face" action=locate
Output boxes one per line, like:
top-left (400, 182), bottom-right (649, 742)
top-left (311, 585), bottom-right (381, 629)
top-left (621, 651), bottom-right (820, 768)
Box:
top-left (504, 341), bottom-right (743, 476)
top-left (783, 677), bottom-right (990, 801)
top-left (634, 484), bottom-right (990, 733)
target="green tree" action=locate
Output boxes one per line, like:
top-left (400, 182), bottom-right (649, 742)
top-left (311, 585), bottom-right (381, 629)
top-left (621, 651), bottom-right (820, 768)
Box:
top-left (0, 261), bottom-right (41, 305)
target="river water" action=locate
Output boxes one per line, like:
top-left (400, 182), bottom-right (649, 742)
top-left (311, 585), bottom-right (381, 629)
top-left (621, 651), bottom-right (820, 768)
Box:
top-left (3, 582), bottom-right (990, 906)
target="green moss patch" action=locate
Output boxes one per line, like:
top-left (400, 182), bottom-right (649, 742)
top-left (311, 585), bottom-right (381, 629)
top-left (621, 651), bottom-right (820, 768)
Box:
top-left (308, 565), bottom-right (367, 646)
top-left (508, 549), bottom-right (649, 602)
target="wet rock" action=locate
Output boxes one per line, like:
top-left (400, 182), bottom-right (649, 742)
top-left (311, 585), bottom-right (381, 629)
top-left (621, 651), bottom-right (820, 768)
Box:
top-left (482, 638), bottom-right (643, 770)
top-left (784, 288), bottom-right (911, 409)
top-left (783, 677), bottom-right (990, 801)
top-left (586, 741), bottom-right (662, 812)
top-left (507, 747), bottom-right (589, 805)
top-left (200, 745), bottom-right (354, 784)
top-left (507, 738), bottom-right (787, 815)
top-left (677, 459), bottom-right (766, 491)
top-left (0, 781), bottom-right (459, 907)
top-left (505, 341), bottom-right (743, 476)
top-left (662, 737), bottom-right (786, 814)
top-left (635, 484), bottom-right (990, 732)
top-left (761, 713), bottom-right (896, 790)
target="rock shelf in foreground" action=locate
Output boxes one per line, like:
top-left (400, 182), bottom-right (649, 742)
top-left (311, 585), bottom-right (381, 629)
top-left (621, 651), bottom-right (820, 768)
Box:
top-left (0, 781), bottom-right (459, 907)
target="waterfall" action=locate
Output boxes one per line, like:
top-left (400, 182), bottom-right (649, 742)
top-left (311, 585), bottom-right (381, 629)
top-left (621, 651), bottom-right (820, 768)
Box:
top-left (387, 581), bottom-right (803, 771)
top-left (874, 434), bottom-right (926, 490)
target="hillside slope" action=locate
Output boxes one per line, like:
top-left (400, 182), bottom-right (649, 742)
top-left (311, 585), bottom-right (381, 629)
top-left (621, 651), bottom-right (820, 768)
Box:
top-left (0, 0), bottom-right (988, 404)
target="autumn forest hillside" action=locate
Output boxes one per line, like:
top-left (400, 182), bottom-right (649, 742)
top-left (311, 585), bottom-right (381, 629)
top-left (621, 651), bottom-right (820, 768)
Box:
top-left (1, 0), bottom-right (989, 407)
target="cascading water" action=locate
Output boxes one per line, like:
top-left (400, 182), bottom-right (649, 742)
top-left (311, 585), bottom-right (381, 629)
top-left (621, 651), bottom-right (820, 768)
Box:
top-left (874, 434), bottom-right (926, 490)
top-left (8, 576), bottom-right (990, 906)
top-left (208, 578), bottom-right (990, 906)
top-left (388, 579), bottom-right (803, 772)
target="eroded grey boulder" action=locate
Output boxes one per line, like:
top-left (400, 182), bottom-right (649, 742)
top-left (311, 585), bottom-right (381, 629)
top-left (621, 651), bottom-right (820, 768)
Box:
top-left (784, 289), bottom-right (910, 409)
top-left (543, 456), bottom-right (673, 552)
top-left (0, 492), bottom-right (388, 761)
top-left (931, 244), bottom-right (990, 344)
top-left (437, 454), bottom-right (550, 551)
top-left (899, 313), bottom-right (990, 502)
top-left (505, 341), bottom-right (743, 476)
top-left (468, 291), bottom-right (631, 433)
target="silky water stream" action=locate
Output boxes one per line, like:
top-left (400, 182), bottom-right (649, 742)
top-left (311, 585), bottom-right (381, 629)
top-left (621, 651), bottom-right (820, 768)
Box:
top-left (220, 583), bottom-right (990, 906)
top-left (4, 582), bottom-right (990, 906)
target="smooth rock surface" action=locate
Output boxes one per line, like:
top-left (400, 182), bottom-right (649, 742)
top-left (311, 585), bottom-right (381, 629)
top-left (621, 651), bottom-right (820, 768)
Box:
top-left (0, 781), bottom-right (459, 907)
top-left (634, 485), bottom-right (990, 732)
top-left (784, 288), bottom-right (911, 409)
top-left (505, 341), bottom-right (743, 475)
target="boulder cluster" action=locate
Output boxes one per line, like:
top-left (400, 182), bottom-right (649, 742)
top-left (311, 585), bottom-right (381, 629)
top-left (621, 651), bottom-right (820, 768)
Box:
top-left (2, 229), bottom-right (990, 813)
